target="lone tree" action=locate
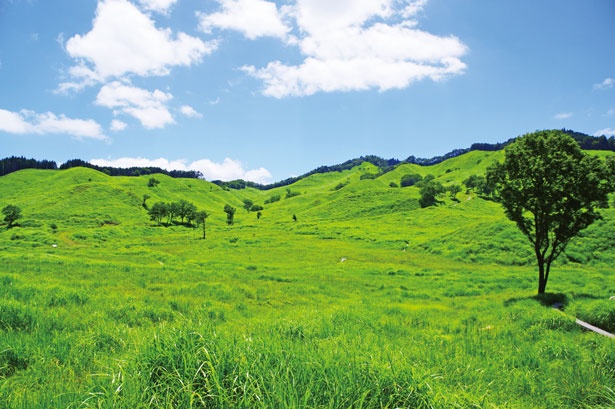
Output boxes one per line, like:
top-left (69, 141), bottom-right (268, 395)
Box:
top-left (2, 205), bottom-right (22, 228)
top-left (194, 210), bottom-right (209, 239)
top-left (224, 204), bottom-right (236, 226)
top-left (148, 177), bottom-right (160, 188)
top-left (487, 130), bottom-right (613, 294)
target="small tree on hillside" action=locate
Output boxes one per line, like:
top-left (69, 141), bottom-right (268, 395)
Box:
top-left (486, 130), bottom-right (614, 294)
top-left (148, 177), bottom-right (160, 188)
top-left (418, 180), bottom-right (445, 208)
top-left (2, 205), bottom-right (22, 228)
top-left (148, 202), bottom-right (168, 225)
top-left (176, 200), bottom-right (197, 224)
top-left (243, 199), bottom-right (254, 212)
top-left (224, 204), bottom-right (236, 226)
top-left (448, 184), bottom-right (462, 200)
top-left (400, 173), bottom-right (423, 187)
top-left (195, 210), bottom-right (209, 239)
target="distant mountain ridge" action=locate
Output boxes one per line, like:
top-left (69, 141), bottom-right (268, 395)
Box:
top-left (2, 129), bottom-right (613, 188)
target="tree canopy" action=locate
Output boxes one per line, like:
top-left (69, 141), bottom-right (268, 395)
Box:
top-left (486, 130), bottom-right (614, 294)
top-left (2, 205), bottom-right (22, 228)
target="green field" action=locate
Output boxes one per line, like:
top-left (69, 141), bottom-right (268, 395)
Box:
top-left (1, 150), bottom-right (614, 408)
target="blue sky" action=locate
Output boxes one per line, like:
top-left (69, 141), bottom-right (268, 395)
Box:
top-left (1, 0), bottom-right (614, 183)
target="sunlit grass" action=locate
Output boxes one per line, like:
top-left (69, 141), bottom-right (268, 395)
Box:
top-left (0, 153), bottom-right (614, 407)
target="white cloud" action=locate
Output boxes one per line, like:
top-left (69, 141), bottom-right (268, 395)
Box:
top-left (594, 128), bottom-right (615, 137)
top-left (198, 0), bottom-right (290, 40)
top-left (110, 119), bottom-right (128, 131)
top-left (593, 77), bottom-right (614, 90)
top-left (234, 0), bottom-right (468, 97)
top-left (137, 0), bottom-right (177, 13)
top-left (63, 0), bottom-right (216, 85)
top-left (90, 157), bottom-right (273, 183)
top-left (180, 105), bottom-right (203, 118)
top-left (0, 108), bottom-right (107, 140)
top-left (96, 81), bottom-right (175, 129)
top-left (554, 112), bottom-right (572, 120)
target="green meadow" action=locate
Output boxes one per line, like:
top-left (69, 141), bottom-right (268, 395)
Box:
top-left (0, 150), bottom-right (614, 408)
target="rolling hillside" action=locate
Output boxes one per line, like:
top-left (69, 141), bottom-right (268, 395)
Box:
top-left (0, 150), bottom-right (614, 408)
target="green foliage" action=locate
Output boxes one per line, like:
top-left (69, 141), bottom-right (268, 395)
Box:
top-left (194, 210), bottom-right (209, 239)
top-left (487, 130), bottom-right (614, 294)
top-left (462, 174), bottom-right (494, 197)
top-left (148, 177), bottom-right (160, 188)
top-left (360, 173), bottom-right (378, 180)
top-left (333, 180), bottom-right (349, 190)
top-left (264, 194), bottom-right (281, 204)
top-left (149, 202), bottom-right (167, 225)
top-left (285, 188), bottom-right (300, 199)
top-left (2, 205), bottom-right (21, 228)
top-left (242, 199), bottom-right (254, 212)
top-left (400, 173), bottom-right (423, 187)
top-left (418, 179), bottom-right (445, 208)
top-left (224, 204), bottom-right (236, 225)
top-left (148, 200), bottom-right (198, 226)
top-left (447, 183), bottom-right (462, 199)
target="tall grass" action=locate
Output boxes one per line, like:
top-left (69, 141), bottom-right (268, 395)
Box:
top-left (0, 154), bottom-right (614, 407)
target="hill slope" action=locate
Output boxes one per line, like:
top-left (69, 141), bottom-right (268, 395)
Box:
top-left (0, 150), bottom-right (614, 408)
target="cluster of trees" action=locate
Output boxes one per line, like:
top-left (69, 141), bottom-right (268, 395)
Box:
top-left (399, 173), bottom-right (462, 207)
top-left (148, 200), bottom-right (201, 226)
top-left (462, 175), bottom-right (495, 197)
top-left (148, 200), bottom-right (210, 238)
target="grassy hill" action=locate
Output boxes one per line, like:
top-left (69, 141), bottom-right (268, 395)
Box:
top-left (0, 150), bottom-right (614, 408)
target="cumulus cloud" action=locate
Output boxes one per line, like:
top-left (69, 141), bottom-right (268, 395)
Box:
top-left (198, 0), bottom-right (290, 40)
top-left (593, 77), bottom-right (614, 90)
top-left (96, 81), bottom-right (175, 129)
top-left (594, 128), bottom-right (615, 137)
top-left (110, 119), bottom-right (128, 131)
top-left (554, 112), bottom-right (573, 120)
top-left (137, 0), bottom-right (177, 13)
top-left (180, 105), bottom-right (203, 118)
top-left (231, 0), bottom-right (468, 97)
top-left (62, 0), bottom-right (216, 87)
top-left (90, 157), bottom-right (272, 183)
top-left (0, 108), bottom-right (107, 140)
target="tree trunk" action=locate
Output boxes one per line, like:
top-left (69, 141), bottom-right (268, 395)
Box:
top-left (537, 257), bottom-right (547, 294)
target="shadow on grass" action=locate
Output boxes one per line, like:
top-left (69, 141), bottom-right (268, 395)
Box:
top-left (504, 292), bottom-right (569, 308)
top-left (504, 292), bottom-right (604, 309)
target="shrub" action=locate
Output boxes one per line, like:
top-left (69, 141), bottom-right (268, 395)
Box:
top-left (400, 173), bottom-right (423, 187)
top-left (264, 195), bottom-right (281, 204)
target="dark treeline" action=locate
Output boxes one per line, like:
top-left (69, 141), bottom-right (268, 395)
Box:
top-left (213, 155), bottom-right (402, 191)
top-left (215, 130), bottom-right (615, 191)
top-left (2, 129), bottom-right (614, 183)
top-left (0, 156), bottom-right (57, 176)
top-left (59, 159), bottom-right (203, 179)
top-left (0, 157), bottom-right (202, 179)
